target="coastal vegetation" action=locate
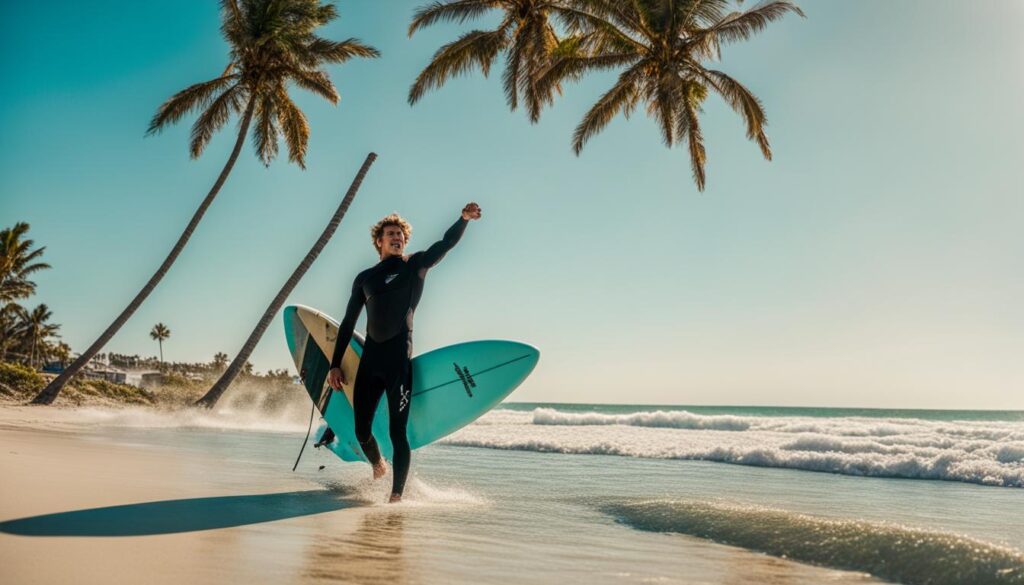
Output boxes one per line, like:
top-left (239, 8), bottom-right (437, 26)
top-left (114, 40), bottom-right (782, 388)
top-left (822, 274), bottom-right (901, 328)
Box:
top-left (0, 223), bottom-right (66, 369)
top-left (1, 354), bottom-right (301, 408)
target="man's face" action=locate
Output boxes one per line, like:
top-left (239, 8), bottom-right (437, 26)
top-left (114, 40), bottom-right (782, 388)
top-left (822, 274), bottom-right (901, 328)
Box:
top-left (378, 225), bottom-right (407, 257)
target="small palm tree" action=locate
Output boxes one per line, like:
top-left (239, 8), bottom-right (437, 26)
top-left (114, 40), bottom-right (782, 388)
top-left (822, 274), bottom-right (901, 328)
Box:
top-left (50, 341), bottom-right (72, 367)
top-left (0, 303), bottom-right (29, 363)
top-left (34, 0), bottom-right (379, 405)
top-left (408, 0), bottom-right (569, 122)
top-left (1, 223), bottom-right (51, 304)
top-left (150, 323), bottom-right (171, 364)
top-left (9, 304), bottom-right (61, 369)
top-left (542, 0), bottom-right (804, 190)
top-left (212, 352), bottom-right (229, 371)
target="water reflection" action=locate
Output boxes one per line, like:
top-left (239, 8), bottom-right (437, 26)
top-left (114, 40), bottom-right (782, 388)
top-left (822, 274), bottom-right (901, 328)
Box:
top-left (306, 509), bottom-right (408, 584)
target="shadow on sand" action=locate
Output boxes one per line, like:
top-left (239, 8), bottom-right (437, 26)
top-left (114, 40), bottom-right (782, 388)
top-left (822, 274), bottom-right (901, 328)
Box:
top-left (0, 489), bottom-right (356, 537)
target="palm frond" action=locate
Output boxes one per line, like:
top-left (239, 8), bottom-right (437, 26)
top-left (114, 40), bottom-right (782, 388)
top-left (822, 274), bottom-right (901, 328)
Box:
top-left (408, 27), bottom-right (510, 104)
top-left (572, 61), bottom-right (648, 154)
top-left (558, 2), bottom-right (649, 51)
top-left (648, 73), bottom-right (679, 147)
top-left (520, 16), bottom-right (561, 123)
top-left (275, 89), bottom-right (310, 168)
top-left (683, 0), bottom-right (734, 29)
top-left (695, 0), bottom-right (804, 48)
top-left (292, 69), bottom-right (340, 104)
top-left (147, 74), bottom-right (238, 135)
top-left (189, 84), bottom-right (243, 158)
top-left (409, 0), bottom-right (500, 37)
top-left (680, 94), bottom-right (707, 190)
top-left (700, 68), bottom-right (771, 159)
top-left (564, 0), bottom-right (653, 43)
top-left (219, 0), bottom-right (250, 55)
top-left (502, 30), bottom-right (525, 112)
top-left (538, 50), bottom-right (640, 98)
top-left (315, 2), bottom-right (339, 25)
top-left (305, 36), bottom-right (380, 64)
top-left (252, 91), bottom-right (280, 166)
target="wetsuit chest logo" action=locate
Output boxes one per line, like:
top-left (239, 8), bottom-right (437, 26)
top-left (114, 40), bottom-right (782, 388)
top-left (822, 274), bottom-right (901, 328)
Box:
top-left (384, 273), bottom-right (399, 284)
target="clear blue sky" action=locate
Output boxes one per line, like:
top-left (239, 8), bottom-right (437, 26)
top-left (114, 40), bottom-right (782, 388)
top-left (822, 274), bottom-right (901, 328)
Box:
top-left (2, 1), bottom-right (1021, 409)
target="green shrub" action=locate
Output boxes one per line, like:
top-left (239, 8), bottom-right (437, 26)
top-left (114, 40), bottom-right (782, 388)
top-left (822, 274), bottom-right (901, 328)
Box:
top-left (67, 379), bottom-right (155, 405)
top-left (0, 361), bottom-right (44, 397)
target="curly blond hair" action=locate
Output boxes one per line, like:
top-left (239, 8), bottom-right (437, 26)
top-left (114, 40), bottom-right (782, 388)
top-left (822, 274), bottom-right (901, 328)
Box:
top-left (370, 213), bottom-right (413, 254)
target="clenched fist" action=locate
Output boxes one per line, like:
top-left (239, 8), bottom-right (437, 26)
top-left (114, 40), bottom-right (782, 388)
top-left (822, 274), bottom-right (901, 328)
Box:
top-left (462, 202), bottom-right (482, 220)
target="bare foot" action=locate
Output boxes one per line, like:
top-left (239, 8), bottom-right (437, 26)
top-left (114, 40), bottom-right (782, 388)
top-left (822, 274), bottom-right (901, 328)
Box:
top-left (389, 493), bottom-right (402, 504)
top-left (372, 459), bottom-right (388, 480)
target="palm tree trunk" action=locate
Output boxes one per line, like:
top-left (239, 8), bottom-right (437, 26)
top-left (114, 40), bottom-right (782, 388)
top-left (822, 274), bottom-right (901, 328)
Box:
top-left (159, 340), bottom-right (164, 364)
top-left (195, 152), bottom-right (378, 408)
top-left (31, 97), bottom-right (258, 405)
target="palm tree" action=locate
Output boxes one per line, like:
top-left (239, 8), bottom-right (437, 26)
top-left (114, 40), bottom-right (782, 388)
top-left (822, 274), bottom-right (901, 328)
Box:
top-left (1, 223), bottom-right (51, 304)
top-left (212, 352), bottom-right (230, 371)
top-left (20, 304), bottom-right (60, 369)
top-left (0, 303), bottom-right (27, 362)
top-left (196, 153), bottom-right (376, 407)
top-left (541, 0), bottom-right (804, 190)
top-left (408, 0), bottom-right (570, 122)
top-left (50, 341), bottom-right (72, 368)
top-left (150, 323), bottom-right (171, 364)
top-left (33, 0), bottom-right (379, 405)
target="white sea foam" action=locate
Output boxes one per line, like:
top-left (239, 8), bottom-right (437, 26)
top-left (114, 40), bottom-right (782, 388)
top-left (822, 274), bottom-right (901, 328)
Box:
top-left (50, 404), bottom-right (311, 434)
top-left (329, 475), bottom-right (488, 508)
top-left (439, 408), bottom-right (1024, 487)
top-left (533, 408), bottom-right (751, 431)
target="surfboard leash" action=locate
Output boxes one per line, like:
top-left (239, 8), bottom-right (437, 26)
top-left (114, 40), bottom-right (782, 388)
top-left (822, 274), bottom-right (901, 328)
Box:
top-left (292, 402), bottom-right (316, 472)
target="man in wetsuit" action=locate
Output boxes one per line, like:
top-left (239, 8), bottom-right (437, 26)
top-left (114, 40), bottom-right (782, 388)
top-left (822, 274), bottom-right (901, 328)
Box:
top-left (322, 202), bottom-right (482, 503)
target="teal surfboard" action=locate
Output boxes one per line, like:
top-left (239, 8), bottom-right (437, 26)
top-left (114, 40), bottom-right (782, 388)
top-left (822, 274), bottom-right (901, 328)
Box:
top-left (283, 304), bottom-right (539, 462)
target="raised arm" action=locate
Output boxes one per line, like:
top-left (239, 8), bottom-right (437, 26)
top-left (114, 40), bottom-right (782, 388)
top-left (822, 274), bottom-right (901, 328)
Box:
top-left (330, 274), bottom-right (365, 369)
top-left (418, 202), bottom-right (482, 269)
top-left (419, 217), bottom-right (468, 269)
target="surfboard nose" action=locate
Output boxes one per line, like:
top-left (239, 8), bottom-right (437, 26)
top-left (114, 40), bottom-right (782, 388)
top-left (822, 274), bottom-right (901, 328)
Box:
top-left (282, 305), bottom-right (300, 356)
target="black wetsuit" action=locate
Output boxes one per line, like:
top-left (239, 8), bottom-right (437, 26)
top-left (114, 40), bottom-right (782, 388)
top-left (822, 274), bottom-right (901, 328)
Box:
top-left (329, 216), bottom-right (468, 495)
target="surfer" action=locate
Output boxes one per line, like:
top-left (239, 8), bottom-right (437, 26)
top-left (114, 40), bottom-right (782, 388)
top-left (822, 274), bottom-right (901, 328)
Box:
top-left (321, 202), bottom-right (482, 503)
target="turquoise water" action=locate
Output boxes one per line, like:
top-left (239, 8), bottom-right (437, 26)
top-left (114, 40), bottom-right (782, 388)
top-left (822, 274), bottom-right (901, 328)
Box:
top-left (4, 403), bottom-right (1022, 584)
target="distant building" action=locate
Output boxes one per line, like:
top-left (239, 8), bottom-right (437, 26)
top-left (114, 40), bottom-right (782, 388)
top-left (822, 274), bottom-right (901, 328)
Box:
top-left (84, 367), bottom-right (127, 384)
top-left (126, 371), bottom-right (164, 388)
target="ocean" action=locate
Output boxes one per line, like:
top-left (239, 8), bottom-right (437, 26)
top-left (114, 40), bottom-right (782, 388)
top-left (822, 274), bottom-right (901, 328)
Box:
top-left (3, 402), bottom-right (1023, 584)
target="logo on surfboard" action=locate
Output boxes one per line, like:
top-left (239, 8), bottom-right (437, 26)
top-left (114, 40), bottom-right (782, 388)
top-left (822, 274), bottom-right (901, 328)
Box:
top-left (453, 362), bottom-right (477, 397)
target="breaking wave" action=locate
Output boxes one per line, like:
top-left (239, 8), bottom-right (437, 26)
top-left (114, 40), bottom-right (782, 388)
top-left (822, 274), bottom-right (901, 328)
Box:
top-left (439, 408), bottom-right (1024, 487)
top-left (603, 499), bottom-right (1024, 585)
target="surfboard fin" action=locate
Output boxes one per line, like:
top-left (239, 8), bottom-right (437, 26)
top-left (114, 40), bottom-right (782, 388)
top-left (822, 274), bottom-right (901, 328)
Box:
top-left (314, 426), bottom-right (336, 449)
